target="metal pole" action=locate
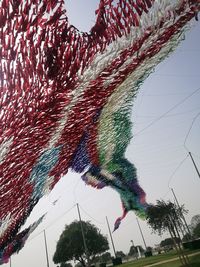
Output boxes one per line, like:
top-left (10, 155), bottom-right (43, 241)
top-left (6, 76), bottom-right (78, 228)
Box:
top-left (9, 257), bottom-right (11, 267)
top-left (136, 217), bottom-right (147, 250)
top-left (106, 216), bottom-right (117, 258)
top-left (43, 230), bottom-right (50, 267)
top-left (171, 188), bottom-right (192, 238)
top-left (77, 203), bottom-right (90, 266)
top-left (189, 152), bottom-right (200, 179)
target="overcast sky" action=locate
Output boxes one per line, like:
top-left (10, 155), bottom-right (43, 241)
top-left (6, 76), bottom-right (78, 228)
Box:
top-left (4, 1), bottom-right (200, 267)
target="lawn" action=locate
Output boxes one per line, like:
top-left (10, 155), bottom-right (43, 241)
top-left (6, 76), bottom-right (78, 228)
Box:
top-left (121, 250), bottom-right (200, 267)
top-left (154, 254), bottom-right (200, 267)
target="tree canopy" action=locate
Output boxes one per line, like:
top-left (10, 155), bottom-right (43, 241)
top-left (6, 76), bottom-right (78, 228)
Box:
top-left (193, 223), bottom-right (200, 238)
top-left (146, 200), bottom-right (187, 235)
top-left (53, 220), bottom-right (109, 267)
top-left (128, 245), bottom-right (144, 258)
top-left (147, 200), bottom-right (190, 266)
top-left (160, 238), bottom-right (180, 248)
top-left (191, 215), bottom-right (200, 230)
top-left (190, 215), bottom-right (200, 238)
top-left (99, 252), bottom-right (112, 263)
top-left (116, 251), bottom-right (126, 259)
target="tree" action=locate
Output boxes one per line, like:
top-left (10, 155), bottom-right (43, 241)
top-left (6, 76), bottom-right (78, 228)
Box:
top-left (160, 238), bottom-right (180, 251)
top-left (115, 251), bottom-right (126, 259)
top-left (147, 200), bottom-right (190, 267)
top-left (182, 233), bottom-right (191, 242)
top-left (146, 246), bottom-right (153, 252)
top-left (146, 200), bottom-right (188, 239)
top-left (191, 215), bottom-right (200, 230)
top-left (128, 245), bottom-right (137, 257)
top-left (193, 223), bottom-right (200, 238)
top-left (99, 252), bottom-right (112, 263)
top-left (128, 245), bottom-right (144, 258)
top-left (53, 220), bottom-right (109, 267)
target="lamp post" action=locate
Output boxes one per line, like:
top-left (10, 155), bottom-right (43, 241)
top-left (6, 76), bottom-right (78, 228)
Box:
top-left (106, 216), bottom-right (117, 258)
top-left (77, 203), bottom-right (90, 267)
top-left (43, 230), bottom-right (50, 267)
top-left (136, 218), bottom-right (147, 250)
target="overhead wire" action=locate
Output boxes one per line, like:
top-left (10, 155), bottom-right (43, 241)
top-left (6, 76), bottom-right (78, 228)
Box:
top-left (134, 87), bottom-right (200, 137)
top-left (79, 204), bottom-right (105, 225)
top-left (183, 111), bottom-right (200, 152)
top-left (136, 107), bottom-right (200, 118)
top-left (153, 73), bottom-right (199, 77)
top-left (167, 154), bottom-right (189, 189)
top-left (161, 155), bottom-right (189, 200)
top-left (28, 204), bottom-right (76, 242)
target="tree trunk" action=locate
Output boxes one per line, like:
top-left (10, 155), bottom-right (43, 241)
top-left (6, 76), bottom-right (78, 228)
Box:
top-left (173, 217), bottom-right (190, 267)
top-left (168, 215), bottom-right (190, 267)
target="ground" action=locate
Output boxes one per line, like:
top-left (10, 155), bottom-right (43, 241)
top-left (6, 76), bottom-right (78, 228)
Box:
top-left (120, 250), bottom-right (200, 267)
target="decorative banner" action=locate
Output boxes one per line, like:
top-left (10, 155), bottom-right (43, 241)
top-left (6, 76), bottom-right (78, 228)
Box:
top-left (0, 0), bottom-right (199, 257)
top-left (0, 215), bottom-right (45, 264)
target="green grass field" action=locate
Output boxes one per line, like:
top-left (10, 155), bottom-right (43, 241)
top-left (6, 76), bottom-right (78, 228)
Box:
top-left (120, 250), bottom-right (200, 267)
top-left (154, 254), bottom-right (200, 267)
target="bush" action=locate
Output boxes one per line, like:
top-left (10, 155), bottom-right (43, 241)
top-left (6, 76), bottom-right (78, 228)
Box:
top-left (145, 251), bottom-right (152, 257)
top-left (112, 257), bottom-right (122, 266)
top-left (183, 239), bottom-right (200, 250)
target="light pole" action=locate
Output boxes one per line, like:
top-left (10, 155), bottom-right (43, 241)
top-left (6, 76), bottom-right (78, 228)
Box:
top-left (106, 216), bottom-right (117, 258)
top-left (77, 203), bottom-right (90, 267)
top-left (136, 217), bottom-right (147, 250)
top-left (43, 230), bottom-right (50, 267)
top-left (188, 152), bottom-right (200, 179)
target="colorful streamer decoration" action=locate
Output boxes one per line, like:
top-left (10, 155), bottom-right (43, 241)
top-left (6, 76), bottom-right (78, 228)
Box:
top-left (0, 215), bottom-right (45, 265)
top-left (0, 0), bottom-right (199, 260)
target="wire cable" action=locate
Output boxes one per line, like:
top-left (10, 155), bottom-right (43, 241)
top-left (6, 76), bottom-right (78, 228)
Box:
top-left (183, 111), bottom-right (200, 152)
top-left (162, 155), bottom-right (189, 199)
top-left (79, 204), bottom-right (105, 225)
top-left (167, 154), bottom-right (189, 189)
top-left (134, 87), bottom-right (200, 137)
top-left (136, 107), bottom-right (200, 118)
top-left (28, 204), bottom-right (76, 242)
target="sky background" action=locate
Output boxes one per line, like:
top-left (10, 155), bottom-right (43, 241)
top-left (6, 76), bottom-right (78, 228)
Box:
top-left (4, 1), bottom-right (200, 267)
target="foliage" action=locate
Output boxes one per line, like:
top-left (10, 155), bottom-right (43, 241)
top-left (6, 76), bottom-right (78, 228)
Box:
top-left (160, 238), bottom-right (180, 248)
top-left (116, 251), bottom-right (126, 258)
top-left (191, 215), bottom-right (200, 230)
top-left (128, 245), bottom-right (137, 257)
top-left (128, 245), bottom-right (144, 258)
top-left (146, 246), bottom-right (153, 252)
top-left (182, 233), bottom-right (191, 242)
top-left (193, 223), bottom-right (200, 238)
top-left (53, 220), bottom-right (109, 266)
top-left (147, 200), bottom-right (191, 266)
top-left (146, 200), bottom-right (187, 236)
top-left (99, 252), bottom-right (112, 263)
top-left (137, 245), bottom-right (144, 253)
